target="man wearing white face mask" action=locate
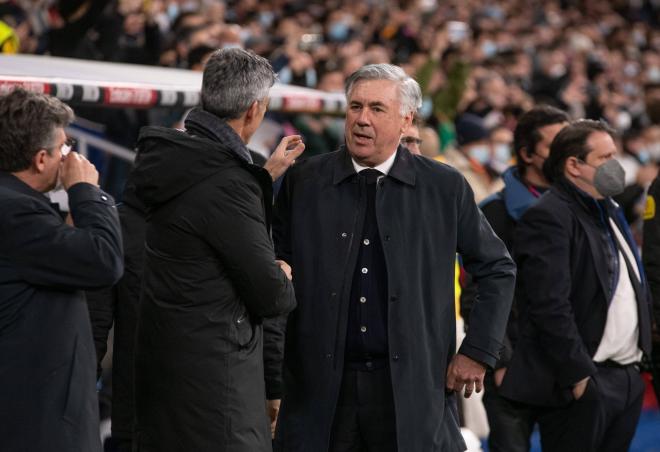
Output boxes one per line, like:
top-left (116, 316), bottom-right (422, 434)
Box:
top-left (499, 120), bottom-right (655, 452)
top-left (448, 113), bottom-right (503, 203)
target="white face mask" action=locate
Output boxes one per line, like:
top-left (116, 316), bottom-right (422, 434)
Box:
top-left (468, 145), bottom-right (490, 164)
top-left (493, 143), bottom-right (511, 164)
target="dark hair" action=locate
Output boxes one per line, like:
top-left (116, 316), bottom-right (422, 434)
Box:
top-left (201, 48), bottom-right (275, 120)
top-left (543, 119), bottom-right (616, 183)
top-left (514, 105), bottom-right (569, 176)
top-left (187, 44), bottom-right (215, 69)
top-left (0, 89), bottom-right (73, 172)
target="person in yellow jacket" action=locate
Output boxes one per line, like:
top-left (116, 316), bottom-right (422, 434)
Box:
top-left (0, 20), bottom-right (19, 53)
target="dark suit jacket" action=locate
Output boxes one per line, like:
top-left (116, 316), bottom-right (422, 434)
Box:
top-left (500, 177), bottom-right (653, 407)
top-left (273, 147), bottom-right (516, 452)
top-left (0, 172), bottom-right (123, 452)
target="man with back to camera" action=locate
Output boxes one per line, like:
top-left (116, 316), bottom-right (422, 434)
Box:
top-left (131, 48), bottom-right (299, 452)
top-left (500, 120), bottom-right (656, 451)
top-left (460, 105), bottom-right (569, 452)
top-left (272, 63), bottom-right (516, 452)
top-left (87, 132), bottom-right (305, 452)
top-left (0, 88), bottom-right (124, 452)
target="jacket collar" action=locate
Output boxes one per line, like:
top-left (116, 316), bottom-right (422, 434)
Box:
top-left (553, 176), bottom-right (612, 218)
top-left (500, 167), bottom-right (543, 221)
top-left (0, 171), bottom-right (60, 214)
top-left (184, 108), bottom-right (253, 164)
top-left (332, 145), bottom-right (416, 186)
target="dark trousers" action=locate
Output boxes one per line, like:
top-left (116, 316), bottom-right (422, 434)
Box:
top-left (538, 364), bottom-right (645, 452)
top-left (329, 366), bottom-right (397, 452)
top-left (483, 373), bottom-right (537, 452)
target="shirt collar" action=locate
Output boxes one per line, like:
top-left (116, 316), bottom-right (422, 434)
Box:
top-left (351, 149), bottom-right (397, 175)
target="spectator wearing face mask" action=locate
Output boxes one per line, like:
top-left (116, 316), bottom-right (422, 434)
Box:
top-left (460, 105), bottom-right (570, 452)
top-left (445, 113), bottom-right (503, 203)
top-left (500, 120), bottom-right (656, 452)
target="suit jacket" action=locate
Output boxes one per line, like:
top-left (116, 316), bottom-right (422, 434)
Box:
top-left (0, 172), bottom-right (123, 452)
top-left (500, 177), bottom-right (653, 407)
top-left (273, 147), bottom-right (516, 452)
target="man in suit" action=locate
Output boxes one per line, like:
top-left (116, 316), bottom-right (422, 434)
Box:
top-left (500, 120), bottom-right (655, 451)
top-left (0, 88), bottom-right (123, 452)
top-left (461, 105), bottom-right (569, 452)
top-left (273, 64), bottom-right (516, 452)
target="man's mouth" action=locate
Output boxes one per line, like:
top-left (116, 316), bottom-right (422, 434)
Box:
top-left (353, 131), bottom-right (373, 143)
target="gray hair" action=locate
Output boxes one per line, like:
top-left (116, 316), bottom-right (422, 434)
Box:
top-left (201, 48), bottom-right (276, 120)
top-left (0, 88), bottom-right (73, 172)
top-left (345, 64), bottom-right (422, 116)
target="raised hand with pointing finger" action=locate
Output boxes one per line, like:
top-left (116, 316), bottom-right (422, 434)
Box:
top-left (264, 135), bottom-right (305, 181)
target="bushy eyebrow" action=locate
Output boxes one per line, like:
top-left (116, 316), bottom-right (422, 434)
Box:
top-left (349, 100), bottom-right (388, 110)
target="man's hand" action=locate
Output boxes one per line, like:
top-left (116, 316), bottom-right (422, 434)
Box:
top-left (494, 367), bottom-right (507, 388)
top-left (446, 353), bottom-right (486, 398)
top-left (266, 399), bottom-right (281, 439)
top-left (60, 152), bottom-right (99, 190)
top-left (572, 376), bottom-right (590, 400)
top-left (264, 135), bottom-right (305, 181)
top-left (276, 260), bottom-right (292, 281)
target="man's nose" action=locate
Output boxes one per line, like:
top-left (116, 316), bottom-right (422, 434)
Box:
top-left (356, 109), bottom-right (371, 126)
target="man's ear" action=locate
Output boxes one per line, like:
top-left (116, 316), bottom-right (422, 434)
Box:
top-left (519, 147), bottom-right (534, 165)
top-left (32, 149), bottom-right (48, 174)
top-left (401, 112), bottom-right (413, 134)
top-left (244, 100), bottom-right (260, 125)
top-left (565, 156), bottom-right (581, 178)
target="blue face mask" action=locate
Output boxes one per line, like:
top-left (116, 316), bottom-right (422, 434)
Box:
top-left (468, 145), bottom-right (491, 164)
top-left (493, 144), bottom-right (511, 164)
top-left (638, 150), bottom-right (651, 165)
top-left (259, 11), bottom-right (275, 28)
top-left (481, 40), bottom-right (498, 58)
top-left (167, 3), bottom-right (179, 20)
top-left (329, 21), bottom-right (350, 42)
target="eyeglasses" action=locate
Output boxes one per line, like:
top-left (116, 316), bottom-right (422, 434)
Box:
top-left (401, 136), bottom-right (423, 146)
top-left (59, 137), bottom-right (76, 156)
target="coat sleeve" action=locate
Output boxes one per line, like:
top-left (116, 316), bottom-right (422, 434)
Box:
top-left (272, 168), bottom-right (294, 264)
top-left (643, 177), bottom-right (660, 329)
top-left (203, 179), bottom-right (296, 319)
top-left (0, 183), bottom-right (123, 289)
top-left (263, 314), bottom-right (287, 400)
top-left (514, 205), bottom-right (596, 387)
top-left (455, 176), bottom-right (516, 368)
top-left (460, 197), bottom-right (516, 368)
top-left (86, 285), bottom-right (117, 379)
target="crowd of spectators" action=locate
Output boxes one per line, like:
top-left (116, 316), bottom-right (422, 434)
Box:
top-left (1, 0), bottom-right (659, 216)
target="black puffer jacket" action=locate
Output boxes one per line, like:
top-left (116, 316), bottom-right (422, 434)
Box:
top-left (132, 114), bottom-right (296, 452)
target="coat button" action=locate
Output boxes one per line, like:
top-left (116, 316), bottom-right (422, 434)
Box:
top-left (361, 267), bottom-right (368, 274)
top-left (331, 292), bottom-right (337, 297)
top-left (384, 235), bottom-right (391, 241)
top-left (341, 232), bottom-right (348, 238)
top-left (363, 239), bottom-right (370, 245)
top-left (359, 296), bottom-right (366, 304)
top-left (101, 195), bottom-right (108, 201)
top-left (392, 353), bottom-right (400, 361)
top-left (360, 326), bottom-right (367, 333)
top-left (326, 353), bottom-right (333, 359)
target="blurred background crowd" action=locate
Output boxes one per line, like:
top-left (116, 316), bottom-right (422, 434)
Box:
top-left (1, 0), bottom-right (659, 217)
top-left (2, 0), bottom-right (660, 448)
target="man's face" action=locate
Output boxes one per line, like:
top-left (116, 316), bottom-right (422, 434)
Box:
top-left (345, 79), bottom-right (412, 166)
top-left (400, 124), bottom-right (422, 155)
top-left (535, 123), bottom-right (567, 159)
top-left (43, 128), bottom-right (67, 192)
top-left (244, 97), bottom-right (269, 143)
top-left (574, 131), bottom-right (618, 186)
